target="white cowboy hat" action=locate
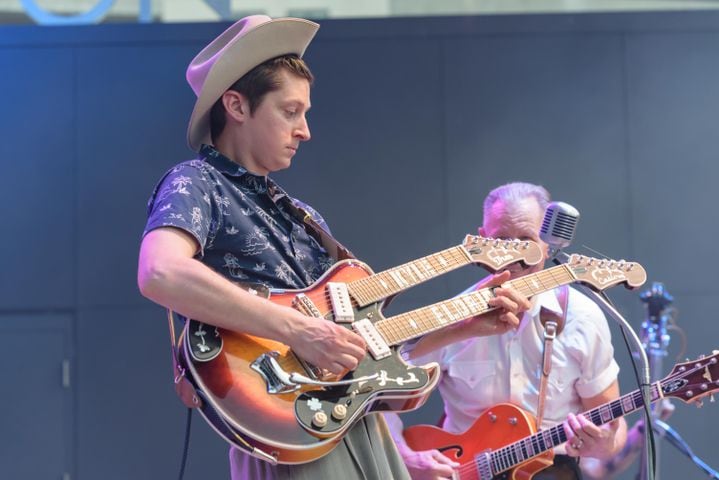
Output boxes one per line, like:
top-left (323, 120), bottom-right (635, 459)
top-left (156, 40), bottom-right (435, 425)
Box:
top-left (185, 15), bottom-right (319, 152)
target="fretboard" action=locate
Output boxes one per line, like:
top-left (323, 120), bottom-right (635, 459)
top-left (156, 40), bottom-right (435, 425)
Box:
top-left (347, 246), bottom-right (472, 307)
top-left (376, 263), bottom-right (577, 346)
top-left (488, 383), bottom-right (662, 475)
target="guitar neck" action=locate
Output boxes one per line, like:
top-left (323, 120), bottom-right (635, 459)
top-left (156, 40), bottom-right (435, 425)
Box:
top-left (489, 383), bottom-right (662, 475)
top-left (376, 263), bottom-right (577, 346)
top-left (348, 246), bottom-right (473, 307)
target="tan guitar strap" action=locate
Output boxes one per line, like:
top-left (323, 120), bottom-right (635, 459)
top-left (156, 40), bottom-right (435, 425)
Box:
top-left (283, 200), bottom-right (356, 261)
top-left (535, 285), bottom-right (569, 429)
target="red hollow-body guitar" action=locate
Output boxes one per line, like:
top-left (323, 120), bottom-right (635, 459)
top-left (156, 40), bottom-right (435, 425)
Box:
top-left (404, 352), bottom-right (719, 480)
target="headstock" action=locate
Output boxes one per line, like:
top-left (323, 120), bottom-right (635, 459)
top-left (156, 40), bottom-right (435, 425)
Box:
top-left (661, 351), bottom-right (719, 405)
top-left (462, 235), bottom-right (543, 272)
top-left (566, 254), bottom-right (647, 291)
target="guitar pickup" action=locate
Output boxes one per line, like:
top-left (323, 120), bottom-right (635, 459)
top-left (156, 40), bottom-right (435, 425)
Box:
top-left (327, 282), bottom-right (354, 323)
top-left (353, 319), bottom-right (391, 360)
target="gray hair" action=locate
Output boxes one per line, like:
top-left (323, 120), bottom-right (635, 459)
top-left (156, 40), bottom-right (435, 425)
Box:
top-left (483, 182), bottom-right (551, 220)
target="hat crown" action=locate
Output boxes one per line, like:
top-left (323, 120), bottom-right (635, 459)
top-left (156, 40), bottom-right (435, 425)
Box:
top-left (186, 15), bottom-right (272, 97)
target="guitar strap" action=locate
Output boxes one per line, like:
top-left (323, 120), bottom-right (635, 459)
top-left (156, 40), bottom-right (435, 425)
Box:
top-left (282, 199), bottom-right (356, 261)
top-left (167, 310), bottom-right (202, 408)
top-left (535, 284), bottom-right (569, 429)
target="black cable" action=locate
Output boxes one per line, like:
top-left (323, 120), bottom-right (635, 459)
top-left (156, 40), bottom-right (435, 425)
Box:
top-left (178, 407), bottom-right (193, 480)
top-left (598, 290), bottom-right (657, 480)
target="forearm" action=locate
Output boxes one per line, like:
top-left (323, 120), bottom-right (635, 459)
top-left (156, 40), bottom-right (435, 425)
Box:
top-left (139, 241), bottom-right (297, 344)
top-left (406, 320), bottom-right (474, 360)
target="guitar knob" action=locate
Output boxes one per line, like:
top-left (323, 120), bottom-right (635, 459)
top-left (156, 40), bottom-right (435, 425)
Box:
top-left (489, 413), bottom-right (497, 422)
top-left (332, 404), bottom-right (347, 421)
top-left (509, 417), bottom-right (518, 425)
top-left (312, 411), bottom-right (328, 428)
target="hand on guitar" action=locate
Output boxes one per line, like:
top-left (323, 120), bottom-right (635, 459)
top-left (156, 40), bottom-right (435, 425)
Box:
top-left (462, 270), bottom-right (531, 337)
top-left (581, 399), bottom-right (675, 479)
top-left (285, 308), bottom-right (367, 375)
top-left (564, 412), bottom-right (623, 460)
top-left (405, 270), bottom-right (531, 360)
top-left (397, 446), bottom-right (459, 480)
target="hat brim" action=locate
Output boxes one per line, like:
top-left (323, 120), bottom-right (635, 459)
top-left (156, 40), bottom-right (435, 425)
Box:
top-left (187, 18), bottom-right (318, 152)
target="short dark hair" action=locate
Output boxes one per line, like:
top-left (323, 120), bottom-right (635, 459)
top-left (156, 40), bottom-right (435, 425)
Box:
top-left (209, 54), bottom-right (314, 143)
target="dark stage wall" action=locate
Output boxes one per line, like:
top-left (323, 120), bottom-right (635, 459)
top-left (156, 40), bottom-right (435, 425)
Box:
top-left (1, 10), bottom-right (718, 480)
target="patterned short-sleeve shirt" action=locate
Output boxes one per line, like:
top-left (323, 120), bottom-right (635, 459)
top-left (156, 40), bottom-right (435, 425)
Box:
top-left (143, 144), bottom-right (335, 289)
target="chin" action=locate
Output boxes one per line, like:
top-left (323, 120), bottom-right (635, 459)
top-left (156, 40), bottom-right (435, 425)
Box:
top-left (270, 160), bottom-right (292, 172)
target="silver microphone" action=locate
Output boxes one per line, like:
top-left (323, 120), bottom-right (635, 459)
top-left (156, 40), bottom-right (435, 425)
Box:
top-left (540, 201), bottom-right (580, 262)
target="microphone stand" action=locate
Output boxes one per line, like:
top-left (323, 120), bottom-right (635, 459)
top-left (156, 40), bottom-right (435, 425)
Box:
top-left (653, 420), bottom-right (719, 479)
top-left (550, 250), bottom-right (656, 480)
top-left (638, 282), bottom-right (673, 480)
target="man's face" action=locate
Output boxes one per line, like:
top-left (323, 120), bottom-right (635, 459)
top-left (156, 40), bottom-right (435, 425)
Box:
top-left (240, 69), bottom-right (311, 175)
top-left (479, 198), bottom-right (549, 279)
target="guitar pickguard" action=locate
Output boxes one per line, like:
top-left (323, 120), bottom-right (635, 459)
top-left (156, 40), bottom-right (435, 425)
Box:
top-left (188, 320), bottom-right (223, 362)
top-left (294, 303), bottom-right (434, 437)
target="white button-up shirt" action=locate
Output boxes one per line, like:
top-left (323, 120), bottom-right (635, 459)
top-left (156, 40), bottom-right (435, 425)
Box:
top-left (411, 287), bottom-right (620, 441)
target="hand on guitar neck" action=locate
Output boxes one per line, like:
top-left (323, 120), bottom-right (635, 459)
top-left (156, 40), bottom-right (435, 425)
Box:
top-left (405, 270), bottom-right (532, 360)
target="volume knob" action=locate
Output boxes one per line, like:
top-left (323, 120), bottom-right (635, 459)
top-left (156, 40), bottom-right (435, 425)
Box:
top-left (332, 404), bottom-right (347, 420)
top-left (312, 411), bottom-right (328, 428)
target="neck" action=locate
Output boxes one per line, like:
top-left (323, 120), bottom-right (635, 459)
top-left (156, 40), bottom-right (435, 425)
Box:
top-left (213, 134), bottom-right (268, 176)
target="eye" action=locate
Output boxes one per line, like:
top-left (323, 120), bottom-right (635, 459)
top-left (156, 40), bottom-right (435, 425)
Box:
top-left (285, 109), bottom-right (298, 118)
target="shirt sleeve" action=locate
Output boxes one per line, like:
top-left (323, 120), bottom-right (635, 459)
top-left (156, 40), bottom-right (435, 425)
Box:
top-left (143, 161), bottom-right (219, 256)
top-left (565, 289), bottom-right (620, 399)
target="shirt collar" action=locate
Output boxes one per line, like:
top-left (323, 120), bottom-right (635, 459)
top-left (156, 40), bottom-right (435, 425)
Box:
top-left (528, 289), bottom-right (563, 318)
top-left (199, 144), bottom-right (249, 177)
top-left (199, 144), bottom-right (288, 198)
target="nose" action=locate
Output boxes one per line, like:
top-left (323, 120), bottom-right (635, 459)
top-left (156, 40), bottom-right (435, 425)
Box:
top-left (295, 115), bottom-right (311, 141)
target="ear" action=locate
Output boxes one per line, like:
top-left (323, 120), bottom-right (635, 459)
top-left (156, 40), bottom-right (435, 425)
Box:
top-left (221, 90), bottom-right (248, 124)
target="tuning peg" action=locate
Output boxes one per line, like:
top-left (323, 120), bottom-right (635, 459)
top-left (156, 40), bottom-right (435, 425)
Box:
top-left (696, 400), bottom-right (704, 408)
top-left (713, 350), bottom-right (719, 355)
top-left (710, 394), bottom-right (715, 403)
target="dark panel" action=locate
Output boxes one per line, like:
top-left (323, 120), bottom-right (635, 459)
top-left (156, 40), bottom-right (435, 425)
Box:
top-left (76, 43), bottom-right (203, 308)
top-left (627, 32), bottom-right (719, 295)
top-left (0, 48), bottom-right (75, 309)
top-left (274, 37), bottom-right (453, 307)
top-left (76, 306), bottom-right (228, 480)
top-left (0, 314), bottom-right (72, 478)
top-left (443, 33), bottom-right (631, 293)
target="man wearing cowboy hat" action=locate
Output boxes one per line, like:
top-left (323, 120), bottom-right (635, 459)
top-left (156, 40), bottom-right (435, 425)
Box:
top-left (137, 14), bottom-right (527, 479)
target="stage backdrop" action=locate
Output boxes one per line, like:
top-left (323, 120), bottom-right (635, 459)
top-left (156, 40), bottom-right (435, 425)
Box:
top-left (1, 10), bottom-right (718, 480)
